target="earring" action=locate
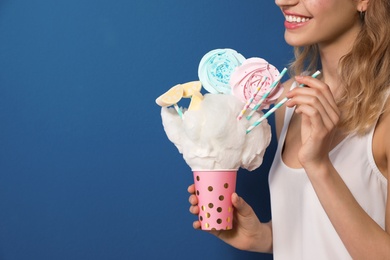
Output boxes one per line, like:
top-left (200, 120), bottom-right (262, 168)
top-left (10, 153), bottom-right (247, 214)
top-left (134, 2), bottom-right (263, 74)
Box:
top-left (359, 7), bottom-right (366, 20)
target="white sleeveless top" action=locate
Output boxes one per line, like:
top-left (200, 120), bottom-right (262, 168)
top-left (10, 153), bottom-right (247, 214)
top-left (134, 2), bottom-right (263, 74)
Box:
top-left (269, 106), bottom-right (387, 259)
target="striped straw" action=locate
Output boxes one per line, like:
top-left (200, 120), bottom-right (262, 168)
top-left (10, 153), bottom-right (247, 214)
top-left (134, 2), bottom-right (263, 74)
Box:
top-left (246, 67), bottom-right (288, 120)
top-left (174, 104), bottom-right (184, 119)
top-left (237, 76), bottom-right (268, 120)
top-left (246, 70), bottom-right (321, 134)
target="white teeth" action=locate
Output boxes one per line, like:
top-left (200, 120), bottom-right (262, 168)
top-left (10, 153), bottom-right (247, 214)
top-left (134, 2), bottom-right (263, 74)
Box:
top-left (285, 15), bottom-right (309, 23)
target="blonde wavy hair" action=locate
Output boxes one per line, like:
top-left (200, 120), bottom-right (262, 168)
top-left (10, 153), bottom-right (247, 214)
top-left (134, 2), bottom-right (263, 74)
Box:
top-left (289, 0), bottom-right (390, 135)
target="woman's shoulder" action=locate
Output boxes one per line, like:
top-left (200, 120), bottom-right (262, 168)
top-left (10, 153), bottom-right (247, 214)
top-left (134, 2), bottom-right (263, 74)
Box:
top-left (372, 97), bottom-right (390, 179)
top-left (274, 78), bottom-right (295, 140)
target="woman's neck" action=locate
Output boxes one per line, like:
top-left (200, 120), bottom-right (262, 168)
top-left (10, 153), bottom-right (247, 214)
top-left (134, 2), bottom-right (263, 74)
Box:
top-left (318, 59), bottom-right (343, 99)
top-left (317, 23), bottom-right (361, 98)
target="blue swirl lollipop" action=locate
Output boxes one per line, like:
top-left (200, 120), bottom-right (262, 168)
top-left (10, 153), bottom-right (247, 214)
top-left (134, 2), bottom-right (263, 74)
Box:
top-left (198, 49), bottom-right (246, 94)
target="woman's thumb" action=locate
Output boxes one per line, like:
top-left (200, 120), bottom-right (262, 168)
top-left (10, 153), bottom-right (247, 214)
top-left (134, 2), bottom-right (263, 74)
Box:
top-left (231, 193), bottom-right (254, 217)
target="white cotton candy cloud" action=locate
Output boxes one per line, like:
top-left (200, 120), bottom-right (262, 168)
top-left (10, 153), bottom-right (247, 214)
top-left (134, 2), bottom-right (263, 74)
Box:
top-left (161, 94), bottom-right (271, 171)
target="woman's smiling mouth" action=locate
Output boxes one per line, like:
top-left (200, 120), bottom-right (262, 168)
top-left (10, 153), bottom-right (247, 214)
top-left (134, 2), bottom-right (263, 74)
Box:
top-left (285, 15), bottom-right (310, 23)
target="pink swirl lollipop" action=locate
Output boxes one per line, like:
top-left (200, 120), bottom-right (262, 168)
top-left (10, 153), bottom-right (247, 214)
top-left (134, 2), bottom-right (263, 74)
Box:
top-left (230, 58), bottom-right (283, 110)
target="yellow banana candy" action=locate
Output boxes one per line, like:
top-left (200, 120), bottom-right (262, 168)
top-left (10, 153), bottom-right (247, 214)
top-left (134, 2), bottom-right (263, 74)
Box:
top-left (156, 81), bottom-right (204, 112)
top-left (182, 81), bottom-right (202, 97)
top-left (182, 81), bottom-right (203, 111)
top-left (155, 84), bottom-right (184, 107)
top-left (188, 91), bottom-right (203, 111)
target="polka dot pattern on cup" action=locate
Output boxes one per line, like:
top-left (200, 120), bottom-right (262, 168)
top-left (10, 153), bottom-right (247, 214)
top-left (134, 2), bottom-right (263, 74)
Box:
top-left (193, 170), bottom-right (237, 230)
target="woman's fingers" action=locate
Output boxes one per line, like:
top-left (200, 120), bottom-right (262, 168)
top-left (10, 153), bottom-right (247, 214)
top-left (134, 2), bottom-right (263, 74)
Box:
top-left (187, 184), bottom-right (195, 194)
top-left (188, 184), bottom-right (202, 230)
top-left (192, 221), bottom-right (201, 229)
top-left (188, 183), bottom-right (200, 229)
top-left (189, 194), bottom-right (198, 206)
top-left (189, 204), bottom-right (199, 214)
top-left (286, 77), bottom-right (340, 127)
top-left (294, 75), bottom-right (339, 111)
top-left (287, 94), bottom-right (336, 130)
top-left (188, 183), bottom-right (198, 206)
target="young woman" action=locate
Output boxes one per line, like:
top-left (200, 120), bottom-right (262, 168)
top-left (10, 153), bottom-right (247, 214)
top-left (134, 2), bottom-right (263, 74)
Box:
top-left (188, 0), bottom-right (390, 258)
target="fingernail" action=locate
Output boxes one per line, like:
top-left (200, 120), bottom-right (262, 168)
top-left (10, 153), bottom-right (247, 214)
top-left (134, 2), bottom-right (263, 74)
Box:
top-left (232, 193), bottom-right (240, 204)
top-left (289, 81), bottom-right (298, 91)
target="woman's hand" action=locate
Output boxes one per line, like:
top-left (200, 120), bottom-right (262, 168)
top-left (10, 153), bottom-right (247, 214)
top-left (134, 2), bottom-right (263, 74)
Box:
top-left (188, 184), bottom-right (273, 253)
top-left (285, 75), bottom-right (340, 170)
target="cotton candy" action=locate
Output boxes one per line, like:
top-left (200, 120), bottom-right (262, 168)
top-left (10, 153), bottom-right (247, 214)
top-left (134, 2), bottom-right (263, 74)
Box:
top-left (161, 94), bottom-right (271, 171)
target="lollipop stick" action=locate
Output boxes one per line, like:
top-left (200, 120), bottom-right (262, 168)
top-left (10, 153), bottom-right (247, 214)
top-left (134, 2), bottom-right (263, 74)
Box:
top-left (237, 76), bottom-right (268, 120)
top-left (246, 70), bottom-right (321, 134)
top-left (246, 67), bottom-right (288, 120)
top-left (174, 104), bottom-right (184, 119)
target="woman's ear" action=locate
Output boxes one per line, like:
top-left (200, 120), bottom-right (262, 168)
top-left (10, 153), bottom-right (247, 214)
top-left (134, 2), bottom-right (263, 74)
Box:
top-left (357, 0), bottom-right (370, 12)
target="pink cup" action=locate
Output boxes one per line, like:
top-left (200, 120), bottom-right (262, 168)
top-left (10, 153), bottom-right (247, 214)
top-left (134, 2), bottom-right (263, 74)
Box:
top-left (193, 169), bottom-right (237, 230)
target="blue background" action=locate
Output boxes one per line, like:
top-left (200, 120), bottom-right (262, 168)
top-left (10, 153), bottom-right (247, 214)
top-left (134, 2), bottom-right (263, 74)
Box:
top-left (0, 1), bottom-right (292, 259)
